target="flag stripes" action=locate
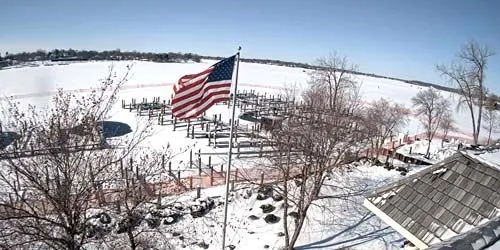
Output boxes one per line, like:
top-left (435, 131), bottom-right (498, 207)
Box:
top-left (171, 56), bottom-right (236, 119)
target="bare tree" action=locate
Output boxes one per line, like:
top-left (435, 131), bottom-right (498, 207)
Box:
top-left (411, 87), bottom-right (451, 158)
top-left (264, 55), bottom-right (369, 249)
top-left (365, 98), bottom-right (409, 159)
top-left (308, 52), bottom-right (359, 111)
top-left (482, 107), bottom-right (500, 145)
top-left (437, 40), bottom-right (495, 144)
top-left (439, 111), bottom-right (456, 147)
top-left (0, 65), bottom-right (155, 249)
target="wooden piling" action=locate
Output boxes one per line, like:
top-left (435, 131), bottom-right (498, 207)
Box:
top-left (189, 149), bottom-right (193, 168)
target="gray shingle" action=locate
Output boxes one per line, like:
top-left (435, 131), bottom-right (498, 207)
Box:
top-left (364, 152), bottom-right (500, 248)
top-left (462, 167), bottom-right (473, 178)
top-left (401, 217), bottom-right (413, 228)
top-left (486, 175), bottom-right (497, 187)
top-left (450, 203), bottom-right (465, 217)
top-left (444, 198), bottom-right (458, 212)
top-left (455, 189), bottom-right (467, 201)
top-left (458, 205), bottom-right (472, 218)
top-left (454, 162), bottom-right (467, 174)
top-left (434, 225), bottom-right (447, 238)
top-left (446, 172), bottom-right (459, 184)
top-left (471, 198), bottom-right (485, 210)
top-left (464, 211), bottom-right (479, 225)
top-left (481, 174), bottom-right (492, 186)
top-left (469, 170), bottom-right (485, 183)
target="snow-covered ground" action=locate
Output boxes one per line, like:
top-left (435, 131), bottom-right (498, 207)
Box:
top-left (396, 139), bottom-right (461, 164)
top-left (1, 60), bottom-right (498, 249)
top-left (81, 161), bottom-right (429, 250)
top-left (1, 59), bottom-right (497, 144)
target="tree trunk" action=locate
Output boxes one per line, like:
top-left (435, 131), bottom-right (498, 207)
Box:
top-left (469, 105), bottom-right (478, 145)
top-left (283, 147), bottom-right (291, 250)
top-left (426, 139), bottom-right (432, 159)
top-left (487, 127), bottom-right (492, 145)
top-left (288, 205), bottom-right (310, 249)
top-left (127, 229), bottom-right (137, 250)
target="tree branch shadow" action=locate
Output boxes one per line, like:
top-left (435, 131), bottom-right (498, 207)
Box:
top-left (295, 213), bottom-right (401, 249)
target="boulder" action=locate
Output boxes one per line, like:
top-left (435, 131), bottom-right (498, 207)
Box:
top-left (264, 214), bottom-right (280, 224)
top-left (260, 204), bottom-right (276, 213)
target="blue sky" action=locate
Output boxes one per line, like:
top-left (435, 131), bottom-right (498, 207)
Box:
top-left (1, 0), bottom-right (499, 91)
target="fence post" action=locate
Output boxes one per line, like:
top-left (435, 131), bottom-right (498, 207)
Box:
top-left (191, 125), bottom-right (195, 139)
top-left (213, 130), bottom-right (217, 148)
top-left (177, 171), bottom-right (181, 185)
top-left (168, 161), bottom-right (172, 175)
top-left (260, 172), bottom-right (264, 186)
top-left (189, 149), bottom-right (193, 168)
top-left (210, 167), bottom-right (214, 186)
top-left (156, 183), bottom-right (162, 208)
top-left (235, 168), bottom-right (239, 182)
top-left (197, 186), bottom-right (201, 198)
top-left (220, 164), bottom-right (224, 173)
top-left (161, 154), bottom-right (165, 170)
top-left (120, 159), bottom-right (124, 178)
top-left (198, 153), bottom-right (202, 176)
top-left (259, 140), bottom-right (263, 158)
top-left (231, 180), bottom-right (235, 192)
top-left (409, 147), bottom-right (413, 154)
top-left (189, 176), bottom-right (193, 190)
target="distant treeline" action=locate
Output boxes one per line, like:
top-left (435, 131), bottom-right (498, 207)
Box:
top-left (204, 55), bottom-right (459, 93)
top-left (0, 49), bottom-right (201, 64)
top-left (0, 49), bottom-right (457, 93)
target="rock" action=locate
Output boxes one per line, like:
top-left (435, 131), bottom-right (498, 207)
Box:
top-left (264, 214), bottom-right (280, 224)
top-left (116, 212), bottom-right (143, 234)
top-left (272, 193), bottom-right (283, 202)
top-left (181, 244), bottom-right (186, 248)
top-left (146, 218), bottom-right (160, 229)
top-left (277, 232), bottom-right (285, 237)
top-left (258, 185), bottom-right (273, 196)
top-left (172, 231), bottom-right (181, 237)
top-left (280, 203), bottom-right (291, 209)
top-left (163, 216), bottom-right (178, 225)
top-left (294, 180), bottom-right (302, 186)
top-left (288, 211), bottom-right (299, 219)
top-left (248, 231), bottom-right (255, 234)
top-left (179, 236), bottom-right (184, 241)
top-left (228, 245), bottom-right (236, 250)
top-left (173, 202), bottom-right (184, 211)
top-left (260, 204), bottom-right (275, 213)
top-left (248, 215), bottom-right (259, 220)
top-left (197, 241), bottom-right (209, 249)
top-left (264, 245), bottom-right (269, 248)
top-left (242, 189), bottom-right (252, 199)
top-left (99, 213), bottom-right (111, 224)
top-left (256, 193), bottom-right (268, 201)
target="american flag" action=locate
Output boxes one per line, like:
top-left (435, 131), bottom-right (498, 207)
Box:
top-left (171, 56), bottom-right (236, 119)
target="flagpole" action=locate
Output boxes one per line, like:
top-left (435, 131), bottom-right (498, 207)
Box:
top-left (222, 46), bottom-right (241, 249)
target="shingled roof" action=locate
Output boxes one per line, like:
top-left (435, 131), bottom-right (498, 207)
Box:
top-left (364, 151), bottom-right (500, 249)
